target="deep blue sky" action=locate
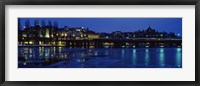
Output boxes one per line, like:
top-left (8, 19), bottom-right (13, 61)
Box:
top-left (19, 18), bottom-right (182, 34)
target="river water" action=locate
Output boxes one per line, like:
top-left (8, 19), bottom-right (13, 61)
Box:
top-left (18, 47), bottom-right (182, 68)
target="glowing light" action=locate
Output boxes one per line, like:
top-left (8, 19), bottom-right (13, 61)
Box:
top-left (29, 41), bottom-right (33, 44)
top-left (104, 46), bottom-right (109, 48)
top-left (132, 49), bottom-right (136, 65)
top-left (76, 29), bottom-right (81, 31)
top-left (159, 48), bottom-right (165, 67)
top-left (177, 48), bottom-right (181, 52)
top-left (145, 49), bottom-right (149, 52)
top-left (145, 49), bottom-right (149, 66)
top-left (177, 34), bottom-right (180, 36)
top-left (133, 49), bottom-right (136, 53)
top-left (39, 41), bottom-right (42, 45)
top-left (23, 62), bottom-right (27, 65)
top-left (58, 41), bottom-right (62, 46)
top-left (24, 42), bottom-right (28, 44)
top-left (88, 34), bottom-right (99, 39)
top-left (58, 47), bottom-right (62, 52)
top-left (72, 34), bottom-right (75, 37)
top-left (45, 29), bottom-right (50, 38)
top-left (160, 48), bottom-right (164, 53)
top-left (89, 46), bottom-right (95, 48)
top-left (176, 48), bottom-right (182, 67)
top-left (52, 42), bottom-right (55, 44)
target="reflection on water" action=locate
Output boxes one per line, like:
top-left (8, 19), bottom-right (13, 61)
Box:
top-left (176, 48), bottom-right (182, 67)
top-left (145, 49), bottom-right (149, 66)
top-left (18, 47), bottom-right (182, 68)
top-left (159, 48), bottom-right (165, 67)
top-left (132, 49), bottom-right (136, 66)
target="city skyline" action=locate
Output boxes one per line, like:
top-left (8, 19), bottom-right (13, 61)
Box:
top-left (19, 18), bottom-right (182, 35)
top-left (18, 18), bottom-right (182, 68)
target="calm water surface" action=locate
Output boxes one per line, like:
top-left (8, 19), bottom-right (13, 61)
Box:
top-left (18, 47), bottom-right (182, 68)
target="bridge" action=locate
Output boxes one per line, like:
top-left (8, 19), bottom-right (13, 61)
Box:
top-left (65, 38), bottom-right (182, 48)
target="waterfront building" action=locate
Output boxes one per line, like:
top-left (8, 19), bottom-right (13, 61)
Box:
top-left (18, 20), bottom-right (181, 48)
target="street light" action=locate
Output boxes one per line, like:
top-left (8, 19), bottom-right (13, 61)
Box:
top-left (177, 33), bottom-right (180, 37)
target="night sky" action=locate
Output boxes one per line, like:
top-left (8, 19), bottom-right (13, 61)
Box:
top-left (19, 18), bottom-right (182, 34)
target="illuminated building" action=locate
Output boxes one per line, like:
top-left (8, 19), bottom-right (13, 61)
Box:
top-left (18, 20), bottom-right (181, 48)
top-left (88, 33), bottom-right (99, 39)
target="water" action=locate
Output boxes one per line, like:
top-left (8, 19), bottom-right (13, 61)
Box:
top-left (18, 47), bottom-right (182, 68)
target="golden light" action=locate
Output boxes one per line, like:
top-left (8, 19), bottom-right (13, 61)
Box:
top-left (72, 34), bottom-right (75, 37)
top-left (58, 41), bottom-right (62, 45)
top-left (45, 29), bottom-right (50, 38)
top-left (29, 41), bottom-right (33, 44)
top-left (89, 46), bottom-right (95, 48)
top-left (39, 41), bottom-right (42, 45)
top-left (84, 34), bottom-right (87, 37)
top-left (24, 42), bottom-right (28, 44)
top-left (52, 42), bottom-right (55, 44)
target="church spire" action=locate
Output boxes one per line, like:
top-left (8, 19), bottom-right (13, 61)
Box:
top-left (148, 25), bottom-right (151, 29)
top-left (147, 25), bottom-right (152, 30)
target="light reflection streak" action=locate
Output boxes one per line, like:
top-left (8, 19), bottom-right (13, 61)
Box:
top-left (176, 48), bottom-right (182, 67)
top-left (132, 49), bottom-right (136, 65)
top-left (121, 49), bottom-right (125, 64)
top-left (145, 49), bottom-right (149, 66)
top-left (18, 47), bottom-right (182, 68)
top-left (159, 48), bottom-right (165, 67)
